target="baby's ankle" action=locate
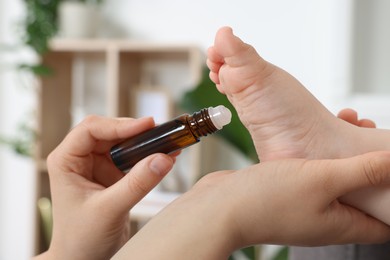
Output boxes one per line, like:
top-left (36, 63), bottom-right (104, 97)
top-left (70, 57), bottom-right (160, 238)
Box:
top-left (322, 119), bottom-right (368, 159)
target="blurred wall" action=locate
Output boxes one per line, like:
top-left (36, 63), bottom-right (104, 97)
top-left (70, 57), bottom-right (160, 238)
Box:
top-left (0, 0), bottom-right (4, 256)
top-left (101, 0), bottom-right (352, 104)
top-left (352, 0), bottom-right (390, 94)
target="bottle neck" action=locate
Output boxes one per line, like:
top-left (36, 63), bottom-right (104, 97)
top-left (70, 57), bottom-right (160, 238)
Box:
top-left (187, 108), bottom-right (218, 138)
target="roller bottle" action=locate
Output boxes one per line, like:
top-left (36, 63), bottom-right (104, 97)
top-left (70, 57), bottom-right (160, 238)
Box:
top-left (110, 105), bottom-right (232, 172)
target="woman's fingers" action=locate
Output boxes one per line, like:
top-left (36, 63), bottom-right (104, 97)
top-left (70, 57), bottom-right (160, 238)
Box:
top-left (101, 154), bottom-right (174, 215)
top-left (60, 116), bottom-right (155, 156)
top-left (313, 151), bottom-right (390, 200)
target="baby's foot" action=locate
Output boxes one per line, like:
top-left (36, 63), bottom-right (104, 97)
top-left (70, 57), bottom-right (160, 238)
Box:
top-left (207, 27), bottom-right (349, 161)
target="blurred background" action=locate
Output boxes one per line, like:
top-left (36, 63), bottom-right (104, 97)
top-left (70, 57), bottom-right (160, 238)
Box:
top-left (1, 0), bottom-right (390, 259)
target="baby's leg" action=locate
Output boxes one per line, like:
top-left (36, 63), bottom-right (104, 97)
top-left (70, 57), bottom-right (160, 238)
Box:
top-left (208, 27), bottom-right (390, 227)
top-left (207, 27), bottom-right (351, 161)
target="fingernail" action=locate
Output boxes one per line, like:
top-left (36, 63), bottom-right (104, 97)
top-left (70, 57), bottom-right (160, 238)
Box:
top-left (149, 155), bottom-right (172, 176)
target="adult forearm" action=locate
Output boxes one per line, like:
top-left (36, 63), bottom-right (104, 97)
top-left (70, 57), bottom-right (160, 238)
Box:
top-left (113, 193), bottom-right (237, 259)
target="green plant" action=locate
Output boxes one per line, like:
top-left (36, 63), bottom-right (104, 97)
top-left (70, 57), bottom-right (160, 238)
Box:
top-left (0, 1), bottom-right (59, 155)
top-left (24, 0), bottom-right (59, 55)
top-left (0, 121), bottom-right (35, 157)
top-left (21, 0), bottom-right (104, 75)
top-left (2, 0), bottom-right (107, 156)
top-left (21, 0), bottom-right (60, 75)
top-left (272, 246), bottom-right (289, 260)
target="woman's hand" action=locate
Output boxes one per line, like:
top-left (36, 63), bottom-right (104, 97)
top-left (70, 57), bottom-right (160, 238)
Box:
top-left (36, 116), bottom-right (176, 260)
top-left (228, 152), bottom-right (390, 247)
top-left (114, 151), bottom-right (390, 259)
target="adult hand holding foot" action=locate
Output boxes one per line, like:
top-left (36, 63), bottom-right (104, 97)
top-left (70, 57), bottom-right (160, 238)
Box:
top-left (207, 26), bottom-right (390, 226)
top-left (113, 152), bottom-right (390, 259)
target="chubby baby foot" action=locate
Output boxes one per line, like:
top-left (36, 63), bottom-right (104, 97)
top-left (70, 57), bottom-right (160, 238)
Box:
top-left (207, 27), bottom-right (349, 161)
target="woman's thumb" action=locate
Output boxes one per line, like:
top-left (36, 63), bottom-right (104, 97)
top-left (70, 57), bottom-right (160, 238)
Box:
top-left (102, 153), bottom-right (174, 215)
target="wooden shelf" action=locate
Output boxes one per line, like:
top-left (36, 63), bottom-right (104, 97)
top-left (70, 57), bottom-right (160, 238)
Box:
top-left (49, 38), bottom-right (201, 52)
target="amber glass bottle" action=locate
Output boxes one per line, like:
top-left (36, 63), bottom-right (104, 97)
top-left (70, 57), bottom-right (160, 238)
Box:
top-left (110, 105), bottom-right (231, 172)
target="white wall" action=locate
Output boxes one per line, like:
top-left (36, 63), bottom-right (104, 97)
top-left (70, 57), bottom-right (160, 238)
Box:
top-left (0, 0), bottom-right (37, 259)
top-left (102, 0), bottom-right (390, 127)
top-left (101, 0), bottom-right (351, 101)
top-left (0, 0), bottom-right (4, 256)
top-left (352, 0), bottom-right (390, 94)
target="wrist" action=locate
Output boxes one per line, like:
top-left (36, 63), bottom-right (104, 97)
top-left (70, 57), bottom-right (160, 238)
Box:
top-left (334, 120), bottom-right (390, 158)
top-left (184, 176), bottom-right (252, 253)
top-left (161, 190), bottom-right (239, 258)
top-left (328, 118), bottom-right (366, 158)
top-left (113, 184), bottom-right (239, 259)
